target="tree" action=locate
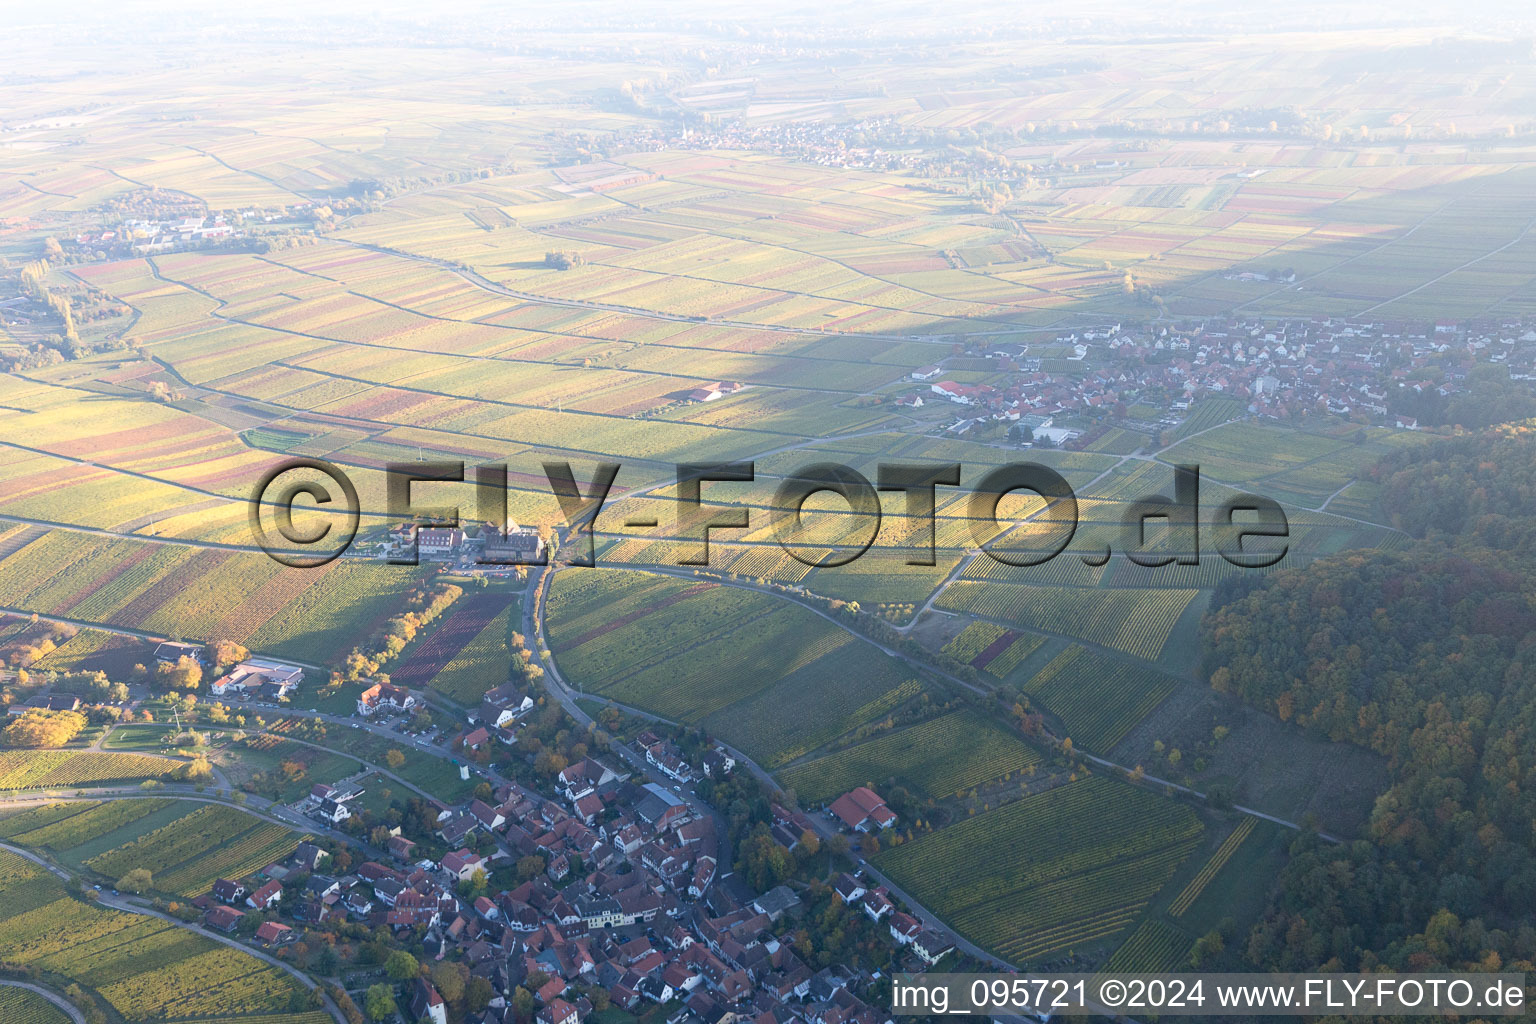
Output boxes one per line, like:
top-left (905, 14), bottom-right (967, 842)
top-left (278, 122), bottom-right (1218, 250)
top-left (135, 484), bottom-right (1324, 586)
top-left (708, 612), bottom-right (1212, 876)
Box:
top-left (512, 986), bottom-right (535, 1023)
top-left (384, 949), bottom-right (419, 982)
top-left (207, 640), bottom-right (249, 670)
top-left (363, 984), bottom-right (397, 1022)
top-left (458, 868), bottom-right (488, 899)
top-left (2, 709), bottom-right (86, 748)
top-left (516, 855), bottom-right (547, 882)
top-left (432, 960), bottom-right (467, 1006)
top-left (118, 868), bottom-right (153, 893)
top-left (385, 748), bottom-right (406, 770)
top-left (155, 655), bottom-right (203, 692)
top-left (174, 756), bottom-right (214, 783)
top-left (465, 975), bottom-right (493, 1012)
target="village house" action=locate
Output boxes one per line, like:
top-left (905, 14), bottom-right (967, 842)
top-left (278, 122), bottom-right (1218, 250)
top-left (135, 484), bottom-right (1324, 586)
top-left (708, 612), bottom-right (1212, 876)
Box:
top-left (911, 929), bottom-right (954, 966)
top-left (204, 904), bottom-right (245, 933)
top-left (479, 683), bottom-right (535, 727)
top-left (827, 787), bottom-right (896, 832)
top-left (539, 997), bottom-right (580, 1024)
top-left (154, 640), bottom-right (205, 665)
top-left (356, 681), bottom-right (421, 716)
top-left (479, 521), bottom-right (547, 564)
top-left (412, 978), bottom-right (449, 1024)
top-left (442, 848), bottom-right (487, 882)
top-left (417, 527), bottom-right (466, 562)
top-left (246, 879), bottom-right (283, 910)
top-left (255, 921), bottom-right (295, 947)
top-left (211, 878), bottom-right (248, 904)
top-left (558, 758), bottom-right (622, 803)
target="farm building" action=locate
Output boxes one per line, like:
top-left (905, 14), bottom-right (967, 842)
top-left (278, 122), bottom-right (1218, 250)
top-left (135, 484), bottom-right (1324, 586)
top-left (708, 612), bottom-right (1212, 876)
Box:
top-left (828, 786), bottom-right (897, 832)
top-left (480, 522), bottom-right (546, 564)
top-left (209, 657), bottom-right (303, 699)
top-left (154, 640), bottom-right (205, 664)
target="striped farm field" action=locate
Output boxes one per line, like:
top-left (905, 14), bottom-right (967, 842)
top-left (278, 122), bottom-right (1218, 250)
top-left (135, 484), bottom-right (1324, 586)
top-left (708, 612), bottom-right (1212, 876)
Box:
top-left (86, 803), bottom-right (307, 897)
top-left (1022, 646), bottom-right (1180, 751)
top-left (1102, 918), bottom-right (1194, 972)
top-left (388, 591), bottom-right (511, 695)
top-left (940, 621), bottom-right (1007, 663)
top-left (0, 986), bottom-right (71, 1024)
top-left (0, 752), bottom-right (179, 791)
top-left (548, 568), bottom-right (924, 768)
top-left (426, 601), bottom-right (517, 704)
top-left (779, 709), bottom-right (1040, 802)
top-left (0, 850), bottom-right (313, 1021)
top-left (0, 799), bottom-right (172, 850)
top-left (873, 776), bottom-right (1203, 963)
top-left (980, 631), bottom-right (1045, 677)
top-left (1169, 817), bottom-right (1257, 916)
top-left (935, 581), bottom-right (1197, 661)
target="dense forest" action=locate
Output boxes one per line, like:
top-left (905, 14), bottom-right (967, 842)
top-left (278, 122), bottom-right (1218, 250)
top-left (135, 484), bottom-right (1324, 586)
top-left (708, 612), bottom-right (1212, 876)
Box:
top-left (1202, 422), bottom-right (1536, 976)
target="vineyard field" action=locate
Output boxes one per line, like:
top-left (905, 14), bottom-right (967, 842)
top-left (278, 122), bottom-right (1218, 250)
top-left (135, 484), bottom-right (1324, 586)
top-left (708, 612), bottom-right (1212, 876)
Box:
top-left (0, 850), bottom-right (313, 1021)
top-left (935, 581), bottom-right (1198, 662)
top-left (873, 776), bottom-right (1203, 962)
top-left (86, 803), bottom-right (307, 897)
top-left (1101, 918), bottom-right (1194, 973)
top-left (1021, 646), bottom-right (1180, 752)
top-left (0, 752), bottom-right (178, 790)
top-left (549, 568), bottom-right (927, 767)
top-left (0, 986), bottom-right (71, 1024)
top-left (779, 709), bottom-right (1041, 802)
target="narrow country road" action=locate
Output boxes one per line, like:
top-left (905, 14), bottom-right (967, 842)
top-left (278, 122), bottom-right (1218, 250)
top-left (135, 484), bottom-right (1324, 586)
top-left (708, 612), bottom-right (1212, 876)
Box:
top-left (0, 980), bottom-right (87, 1024)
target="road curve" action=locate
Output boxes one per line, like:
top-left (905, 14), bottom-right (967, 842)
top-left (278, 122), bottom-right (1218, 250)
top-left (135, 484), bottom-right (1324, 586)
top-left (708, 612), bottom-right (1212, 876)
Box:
top-left (0, 980), bottom-right (87, 1024)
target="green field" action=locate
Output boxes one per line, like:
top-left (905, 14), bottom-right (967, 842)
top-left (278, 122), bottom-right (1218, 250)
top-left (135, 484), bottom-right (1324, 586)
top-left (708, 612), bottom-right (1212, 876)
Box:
top-left (779, 709), bottom-right (1041, 802)
top-left (548, 568), bottom-right (930, 767)
top-left (1020, 645), bottom-right (1180, 752)
top-left (100, 724), bottom-right (180, 750)
top-left (873, 776), bottom-right (1203, 963)
top-left (84, 802), bottom-right (307, 897)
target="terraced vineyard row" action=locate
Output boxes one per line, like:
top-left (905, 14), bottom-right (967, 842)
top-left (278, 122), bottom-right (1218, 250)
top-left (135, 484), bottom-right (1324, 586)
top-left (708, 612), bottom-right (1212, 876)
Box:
top-left (0, 986), bottom-right (71, 1024)
top-left (873, 776), bottom-right (1203, 962)
top-left (940, 621), bottom-right (1007, 662)
top-left (981, 631), bottom-right (1045, 678)
top-left (1169, 817), bottom-right (1257, 916)
top-left (0, 799), bottom-right (171, 850)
